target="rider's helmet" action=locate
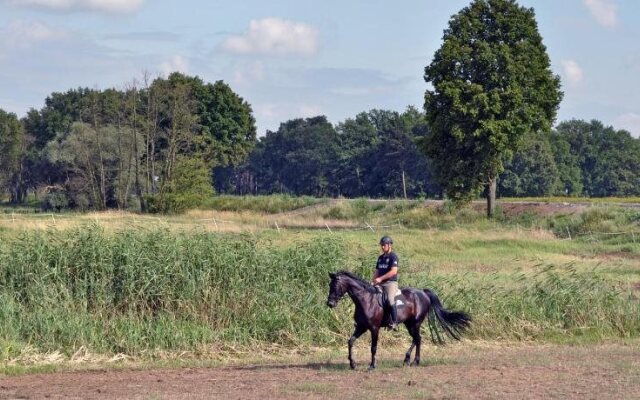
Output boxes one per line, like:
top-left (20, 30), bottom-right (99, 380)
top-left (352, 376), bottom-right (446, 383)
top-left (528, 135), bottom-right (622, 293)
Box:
top-left (379, 236), bottom-right (393, 245)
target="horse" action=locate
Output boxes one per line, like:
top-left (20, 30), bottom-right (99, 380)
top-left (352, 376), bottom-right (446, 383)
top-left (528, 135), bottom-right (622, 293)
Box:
top-left (326, 270), bottom-right (471, 370)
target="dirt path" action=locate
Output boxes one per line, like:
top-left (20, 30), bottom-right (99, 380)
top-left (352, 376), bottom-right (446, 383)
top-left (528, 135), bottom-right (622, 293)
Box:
top-left (2, 342), bottom-right (639, 399)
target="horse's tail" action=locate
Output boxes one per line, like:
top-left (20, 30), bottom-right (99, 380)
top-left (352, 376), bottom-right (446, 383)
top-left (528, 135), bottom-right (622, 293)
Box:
top-left (423, 289), bottom-right (471, 345)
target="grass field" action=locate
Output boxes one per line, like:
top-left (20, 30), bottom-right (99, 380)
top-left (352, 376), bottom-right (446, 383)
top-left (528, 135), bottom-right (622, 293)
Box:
top-left (0, 197), bottom-right (639, 374)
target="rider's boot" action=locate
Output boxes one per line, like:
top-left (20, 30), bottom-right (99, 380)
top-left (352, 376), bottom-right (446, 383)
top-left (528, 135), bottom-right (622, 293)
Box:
top-left (389, 305), bottom-right (398, 330)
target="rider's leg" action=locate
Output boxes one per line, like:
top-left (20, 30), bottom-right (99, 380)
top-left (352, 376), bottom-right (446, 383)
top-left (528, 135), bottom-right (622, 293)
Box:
top-left (383, 281), bottom-right (399, 329)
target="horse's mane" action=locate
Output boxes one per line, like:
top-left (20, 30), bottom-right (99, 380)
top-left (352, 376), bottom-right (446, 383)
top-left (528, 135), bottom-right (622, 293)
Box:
top-left (336, 270), bottom-right (377, 293)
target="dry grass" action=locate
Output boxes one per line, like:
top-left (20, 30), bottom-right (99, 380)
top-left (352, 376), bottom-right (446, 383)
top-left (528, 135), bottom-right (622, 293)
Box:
top-left (0, 209), bottom-right (369, 234)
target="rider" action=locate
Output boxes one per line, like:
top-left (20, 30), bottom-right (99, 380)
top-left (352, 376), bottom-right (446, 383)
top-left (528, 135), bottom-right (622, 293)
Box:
top-left (372, 235), bottom-right (399, 330)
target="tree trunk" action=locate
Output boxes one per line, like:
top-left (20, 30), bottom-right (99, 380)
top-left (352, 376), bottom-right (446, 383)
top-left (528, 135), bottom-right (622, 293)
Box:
top-left (486, 175), bottom-right (497, 218)
top-left (402, 169), bottom-right (407, 199)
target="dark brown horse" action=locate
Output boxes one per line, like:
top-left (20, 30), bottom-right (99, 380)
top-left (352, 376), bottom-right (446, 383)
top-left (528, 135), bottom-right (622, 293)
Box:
top-left (326, 270), bottom-right (471, 370)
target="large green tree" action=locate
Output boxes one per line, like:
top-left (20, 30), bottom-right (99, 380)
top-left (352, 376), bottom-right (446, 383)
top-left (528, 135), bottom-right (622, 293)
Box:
top-left (422, 0), bottom-right (562, 216)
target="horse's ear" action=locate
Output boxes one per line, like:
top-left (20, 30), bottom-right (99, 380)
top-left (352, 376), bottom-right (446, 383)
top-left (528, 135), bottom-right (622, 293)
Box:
top-left (329, 272), bottom-right (336, 279)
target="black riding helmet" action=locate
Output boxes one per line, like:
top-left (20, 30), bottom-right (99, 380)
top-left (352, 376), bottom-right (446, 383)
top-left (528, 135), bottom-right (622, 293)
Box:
top-left (379, 236), bottom-right (393, 245)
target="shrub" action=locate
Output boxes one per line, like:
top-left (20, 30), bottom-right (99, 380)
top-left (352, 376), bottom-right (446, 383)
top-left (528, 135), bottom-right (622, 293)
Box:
top-left (40, 188), bottom-right (70, 212)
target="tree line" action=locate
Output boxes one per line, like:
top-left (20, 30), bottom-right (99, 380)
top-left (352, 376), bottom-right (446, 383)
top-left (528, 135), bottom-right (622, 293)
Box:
top-left (2, 78), bottom-right (638, 213)
top-left (216, 111), bottom-right (640, 199)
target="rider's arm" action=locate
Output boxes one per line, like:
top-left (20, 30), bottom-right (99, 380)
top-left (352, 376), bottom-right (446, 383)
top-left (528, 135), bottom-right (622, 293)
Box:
top-left (373, 266), bottom-right (397, 284)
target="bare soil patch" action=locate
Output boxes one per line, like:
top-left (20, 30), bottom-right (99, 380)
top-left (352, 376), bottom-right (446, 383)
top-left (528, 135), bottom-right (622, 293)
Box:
top-left (2, 342), bottom-right (639, 400)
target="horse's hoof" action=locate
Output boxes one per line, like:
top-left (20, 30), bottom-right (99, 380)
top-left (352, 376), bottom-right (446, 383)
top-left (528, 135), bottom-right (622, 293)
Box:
top-left (367, 365), bottom-right (376, 372)
top-left (410, 360), bottom-right (420, 367)
top-left (350, 362), bottom-right (356, 370)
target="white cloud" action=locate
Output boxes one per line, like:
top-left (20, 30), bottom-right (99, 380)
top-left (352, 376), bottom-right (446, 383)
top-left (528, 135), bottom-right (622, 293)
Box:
top-left (6, 0), bottom-right (144, 14)
top-left (561, 59), bottom-right (584, 85)
top-left (159, 55), bottom-right (189, 76)
top-left (1, 20), bottom-right (67, 50)
top-left (613, 113), bottom-right (640, 138)
top-left (584, 0), bottom-right (617, 28)
top-left (222, 17), bottom-right (318, 56)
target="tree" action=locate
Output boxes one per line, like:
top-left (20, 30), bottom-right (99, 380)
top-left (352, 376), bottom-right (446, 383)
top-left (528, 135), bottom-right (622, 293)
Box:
top-left (499, 134), bottom-right (559, 197)
top-left (0, 109), bottom-right (27, 203)
top-left (196, 80), bottom-right (257, 167)
top-left (148, 156), bottom-right (214, 213)
top-left (548, 127), bottom-right (583, 196)
top-left (351, 109), bottom-right (435, 198)
top-left (250, 116), bottom-right (340, 196)
top-left (334, 112), bottom-right (380, 197)
top-left (555, 119), bottom-right (640, 197)
top-left (422, 0), bottom-right (562, 216)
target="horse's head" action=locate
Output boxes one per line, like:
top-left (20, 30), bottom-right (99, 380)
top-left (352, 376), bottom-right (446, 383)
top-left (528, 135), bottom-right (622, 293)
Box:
top-left (326, 272), bottom-right (347, 308)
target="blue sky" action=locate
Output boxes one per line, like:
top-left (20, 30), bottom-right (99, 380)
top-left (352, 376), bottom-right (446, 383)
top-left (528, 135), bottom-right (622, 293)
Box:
top-left (1, 0), bottom-right (639, 137)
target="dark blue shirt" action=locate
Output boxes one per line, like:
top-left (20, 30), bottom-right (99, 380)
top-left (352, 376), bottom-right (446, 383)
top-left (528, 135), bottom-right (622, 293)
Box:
top-left (376, 252), bottom-right (399, 282)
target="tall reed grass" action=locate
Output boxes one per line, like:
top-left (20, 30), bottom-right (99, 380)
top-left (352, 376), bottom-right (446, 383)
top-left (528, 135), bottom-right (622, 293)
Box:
top-left (427, 265), bottom-right (640, 341)
top-left (0, 225), bottom-right (354, 357)
top-left (0, 225), bottom-right (638, 359)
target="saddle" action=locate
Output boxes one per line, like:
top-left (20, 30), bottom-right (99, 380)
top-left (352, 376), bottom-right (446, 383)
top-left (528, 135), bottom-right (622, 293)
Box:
top-left (374, 286), bottom-right (406, 309)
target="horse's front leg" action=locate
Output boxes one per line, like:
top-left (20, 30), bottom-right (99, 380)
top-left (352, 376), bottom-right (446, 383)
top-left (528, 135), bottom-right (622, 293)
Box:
top-left (368, 327), bottom-right (379, 371)
top-left (348, 325), bottom-right (367, 370)
top-left (407, 323), bottom-right (422, 366)
top-left (404, 341), bottom-right (415, 366)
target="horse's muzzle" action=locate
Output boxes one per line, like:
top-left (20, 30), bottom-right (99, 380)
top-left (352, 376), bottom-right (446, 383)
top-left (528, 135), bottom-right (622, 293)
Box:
top-left (326, 299), bottom-right (337, 308)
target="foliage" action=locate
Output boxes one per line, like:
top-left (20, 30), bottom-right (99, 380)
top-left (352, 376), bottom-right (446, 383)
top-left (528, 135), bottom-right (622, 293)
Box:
top-left (219, 108), bottom-right (439, 199)
top-left (0, 109), bottom-right (27, 203)
top-left (499, 134), bottom-right (560, 196)
top-left (196, 79), bottom-right (257, 166)
top-left (148, 156), bottom-right (215, 213)
top-left (243, 116), bottom-right (341, 196)
top-left (553, 120), bottom-right (640, 197)
top-left (422, 0), bottom-right (563, 211)
top-left (40, 187), bottom-right (71, 211)
top-left (14, 73), bottom-right (256, 212)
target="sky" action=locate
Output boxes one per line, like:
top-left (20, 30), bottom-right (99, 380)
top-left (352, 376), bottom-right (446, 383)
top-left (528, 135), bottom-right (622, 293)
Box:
top-left (0, 0), bottom-right (639, 138)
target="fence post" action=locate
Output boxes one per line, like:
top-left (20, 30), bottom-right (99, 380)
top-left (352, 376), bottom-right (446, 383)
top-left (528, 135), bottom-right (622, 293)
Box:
top-left (275, 221), bottom-right (280, 233)
top-left (325, 223), bottom-right (332, 233)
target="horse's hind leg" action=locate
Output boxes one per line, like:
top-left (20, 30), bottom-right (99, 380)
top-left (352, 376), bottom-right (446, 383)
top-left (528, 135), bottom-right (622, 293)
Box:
top-left (348, 325), bottom-right (367, 370)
